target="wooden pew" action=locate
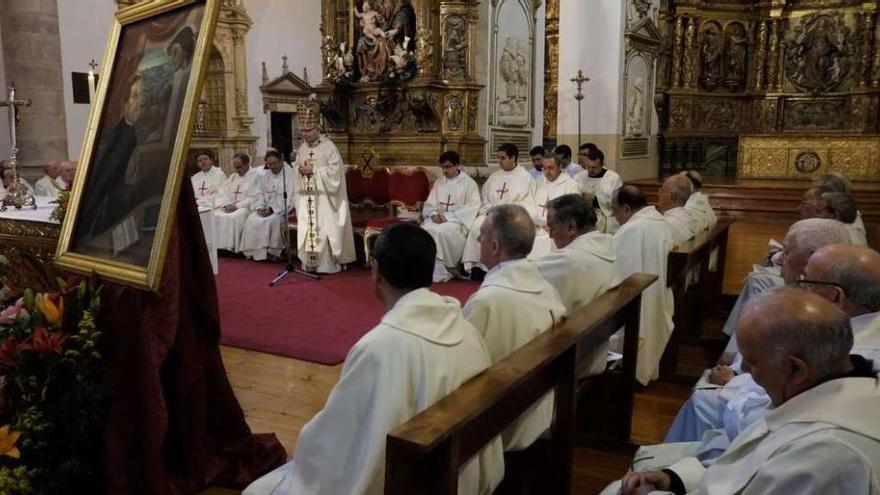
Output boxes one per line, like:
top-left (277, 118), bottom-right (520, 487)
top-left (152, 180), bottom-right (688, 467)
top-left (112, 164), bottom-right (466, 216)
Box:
top-left (384, 273), bottom-right (657, 495)
top-left (660, 219), bottom-right (734, 379)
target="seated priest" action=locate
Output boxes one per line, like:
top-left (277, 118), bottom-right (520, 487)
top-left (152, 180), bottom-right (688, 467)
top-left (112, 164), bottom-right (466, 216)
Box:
top-left (816, 191), bottom-right (867, 246)
top-left (528, 152), bottom-right (580, 259)
top-left (421, 150), bottom-right (481, 283)
top-left (555, 144), bottom-right (580, 178)
top-left (208, 152), bottom-right (259, 253)
top-left (243, 223), bottom-right (503, 495)
top-left (657, 174), bottom-right (698, 246)
top-left (605, 288), bottom-right (880, 495)
top-left (573, 143), bottom-right (622, 234)
top-left (241, 150), bottom-right (296, 261)
top-left (191, 151), bottom-right (227, 206)
top-left (815, 172), bottom-right (867, 242)
top-left (0, 161), bottom-right (34, 198)
top-left (719, 218), bottom-right (851, 355)
top-left (611, 185), bottom-right (675, 385)
top-left (680, 170), bottom-right (716, 232)
top-left (656, 244), bottom-right (880, 466)
top-left (462, 204), bottom-right (566, 451)
top-left (536, 193), bottom-right (620, 376)
top-left (528, 145), bottom-right (544, 181)
top-left (291, 100), bottom-right (356, 274)
top-left (461, 143), bottom-right (536, 278)
top-left (33, 160), bottom-right (65, 198)
top-left (59, 160), bottom-right (76, 189)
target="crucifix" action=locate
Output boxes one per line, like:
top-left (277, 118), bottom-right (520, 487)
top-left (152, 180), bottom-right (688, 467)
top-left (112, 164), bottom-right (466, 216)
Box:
top-left (439, 195), bottom-right (456, 212)
top-left (571, 69), bottom-right (590, 149)
top-left (0, 83), bottom-right (35, 211)
top-left (496, 182), bottom-right (509, 200)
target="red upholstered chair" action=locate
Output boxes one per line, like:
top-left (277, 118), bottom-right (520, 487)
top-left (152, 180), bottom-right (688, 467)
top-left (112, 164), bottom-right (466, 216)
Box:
top-left (362, 167), bottom-right (432, 262)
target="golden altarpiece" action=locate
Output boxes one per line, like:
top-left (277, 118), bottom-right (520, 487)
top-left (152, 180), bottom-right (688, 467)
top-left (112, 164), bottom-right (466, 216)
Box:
top-left (657, 0), bottom-right (880, 180)
top-left (315, 0), bottom-right (485, 166)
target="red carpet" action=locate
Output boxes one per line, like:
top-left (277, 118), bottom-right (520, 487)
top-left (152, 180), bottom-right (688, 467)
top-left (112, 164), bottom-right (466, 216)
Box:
top-left (215, 257), bottom-right (480, 365)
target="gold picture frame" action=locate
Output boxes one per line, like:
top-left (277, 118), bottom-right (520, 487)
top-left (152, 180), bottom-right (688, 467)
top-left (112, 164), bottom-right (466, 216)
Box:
top-left (55, 0), bottom-right (220, 291)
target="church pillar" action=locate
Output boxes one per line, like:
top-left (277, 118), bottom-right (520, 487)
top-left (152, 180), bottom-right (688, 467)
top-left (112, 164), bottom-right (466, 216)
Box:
top-left (754, 19), bottom-right (768, 90)
top-left (766, 18), bottom-right (781, 91)
top-left (670, 16), bottom-right (684, 89)
top-left (682, 16), bottom-right (698, 90)
top-left (0, 0), bottom-right (68, 177)
top-left (232, 26), bottom-right (253, 135)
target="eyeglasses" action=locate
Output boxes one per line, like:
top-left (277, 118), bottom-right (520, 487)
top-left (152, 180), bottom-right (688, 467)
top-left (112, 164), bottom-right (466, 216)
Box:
top-left (795, 273), bottom-right (846, 294)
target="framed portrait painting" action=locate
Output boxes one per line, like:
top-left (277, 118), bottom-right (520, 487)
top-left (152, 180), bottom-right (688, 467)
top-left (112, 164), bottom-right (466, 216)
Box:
top-left (55, 0), bottom-right (220, 291)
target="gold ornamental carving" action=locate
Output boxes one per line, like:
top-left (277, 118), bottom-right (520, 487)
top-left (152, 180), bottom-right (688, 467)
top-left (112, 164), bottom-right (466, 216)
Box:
top-left (738, 135), bottom-right (880, 180)
top-left (542, 0), bottom-right (559, 142)
top-left (0, 218), bottom-right (61, 293)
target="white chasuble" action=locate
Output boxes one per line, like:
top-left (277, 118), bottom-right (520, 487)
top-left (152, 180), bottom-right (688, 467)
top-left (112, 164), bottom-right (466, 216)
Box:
top-left (684, 191), bottom-right (717, 232)
top-left (462, 165), bottom-right (537, 270)
top-left (293, 136), bottom-right (356, 273)
top-left (536, 231), bottom-right (620, 376)
top-left (243, 288), bottom-right (504, 495)
top-left (613, 206), bottom-right (675, 385)
top-left (463, 259), bottom-right (567, 451)
top-left (573, 168), bottom-right (623, 234)
top-left (191, 166), bottom-right (227, 207)
top-left (663, 206), bottom-right (698, 247)
top-left (210, 171), bottom-right (259, 252)
top-left (528, 173), bottom-right (580, 259)
top-left (421, 171), bottom-right (481, 269)
top-left (34, 175), bottom-right (65, 198)
top-left (241, 168), bottom-right (296, 261)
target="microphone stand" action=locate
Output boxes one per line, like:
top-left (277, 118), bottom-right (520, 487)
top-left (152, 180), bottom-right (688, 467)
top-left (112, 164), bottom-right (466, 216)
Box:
top-left (270, 155), bottom-right (320, 286)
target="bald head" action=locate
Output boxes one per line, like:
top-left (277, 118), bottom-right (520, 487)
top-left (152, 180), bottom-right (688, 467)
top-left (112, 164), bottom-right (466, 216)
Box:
top-left (43, 160), bottom-right (61, 178)
top-left (60, 161), bottom-right (76, 185)
top-left (803, 244), bottom-right (880, 315)
top-left (658, 174), bottom-right (693, 212)
top-left (738, 288), bottom-right (853, 406)
top-left (479, 204), bottom-right (536, 268)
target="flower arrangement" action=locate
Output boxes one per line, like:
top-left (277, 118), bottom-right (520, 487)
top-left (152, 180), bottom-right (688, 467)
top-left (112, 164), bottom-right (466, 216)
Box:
top-left (49, 187), bottom-right (70, 224)
top-left (0, 270), bottom-right (103, 494)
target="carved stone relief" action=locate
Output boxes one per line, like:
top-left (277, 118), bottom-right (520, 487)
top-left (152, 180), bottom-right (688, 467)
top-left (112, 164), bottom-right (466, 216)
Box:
top-left (446, 94), bottom-right (464, 130)
top-left (669, 97), bottom-right (694, 129)
top-left (784, 13), bottom-right (852, 94)
top-left (350, 90), bottom-right (441, 134)
top-left (492, 0), bottom-right (532, 128)
top-left (698, 99), bottom-right (737, 130)
top-left (443, 15), bottom-right (469, 79)
top-left (783, 99), bottom-right (847, 130)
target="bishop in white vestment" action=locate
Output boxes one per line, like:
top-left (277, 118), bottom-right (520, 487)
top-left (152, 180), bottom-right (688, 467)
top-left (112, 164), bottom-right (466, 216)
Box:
top-left (421, 151), bottom-right (481, 282)
top-left (573, 144), bottom-right (622, 234)
top-left (241, 151), bottom-right (296, 261)
top-left (292, 103), bottom-right (356, 273)
top-left (243, 223), bottom-right (503, 495)
top-left (611, 185), bottom-right (674, 385)
top-left (210, 154), bottom-right (259, 252)
top-left (528, 155), bottom-right (580, 259)
top-left (191, 152), bottom-right (227, 207)
top-left (462, 205), bottom-right (567, 451)
top-left (536, 194), bottom-right (620, 376)
top-left (461, 145), bottom-right (536, 272)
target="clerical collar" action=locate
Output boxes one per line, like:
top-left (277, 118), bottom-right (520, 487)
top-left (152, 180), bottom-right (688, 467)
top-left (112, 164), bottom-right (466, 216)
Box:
top-left (588, 168), bottom-right (607, 179)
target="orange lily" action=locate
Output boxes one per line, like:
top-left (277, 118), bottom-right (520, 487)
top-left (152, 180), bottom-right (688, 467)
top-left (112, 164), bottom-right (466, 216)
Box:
top-left (35, 293), bottom-right (63, 327)
top-left (0, 424), bottom-right (21, 459)
top-left (23, 327), bottom-right (67, 355)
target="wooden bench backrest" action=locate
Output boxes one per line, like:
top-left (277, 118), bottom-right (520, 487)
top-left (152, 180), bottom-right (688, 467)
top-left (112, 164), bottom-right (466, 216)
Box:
top-left (384, 273), bottom-right (657, 495)
top-left (667, 219), bottom-right (735, 283)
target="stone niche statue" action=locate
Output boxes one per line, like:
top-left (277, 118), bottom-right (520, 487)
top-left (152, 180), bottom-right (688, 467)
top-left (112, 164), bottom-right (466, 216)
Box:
top-left (785, 13), bottom-right (851, 94)
top-left (626, 77), bottom-right (646, 137)
top-left (699, 24), bottom-right (723, 90)
top-left (443, 15), bottom-right (468, 79)
top-left (354, 0), bottom-right (417, 83)
top-left (724, 22), bottom-right (747, 90)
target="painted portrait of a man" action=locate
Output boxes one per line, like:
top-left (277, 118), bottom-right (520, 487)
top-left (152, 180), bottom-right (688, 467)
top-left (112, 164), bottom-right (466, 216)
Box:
top-left (70, 4), bottom-right (205, 268)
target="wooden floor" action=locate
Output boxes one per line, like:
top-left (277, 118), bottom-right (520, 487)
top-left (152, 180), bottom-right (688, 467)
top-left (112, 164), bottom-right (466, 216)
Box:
top-left (217, 342), bottom-right (706, 495)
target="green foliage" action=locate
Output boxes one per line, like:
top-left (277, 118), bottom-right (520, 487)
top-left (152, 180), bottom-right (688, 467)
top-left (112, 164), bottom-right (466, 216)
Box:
top-left (0, 279), bottom-right (105, 494)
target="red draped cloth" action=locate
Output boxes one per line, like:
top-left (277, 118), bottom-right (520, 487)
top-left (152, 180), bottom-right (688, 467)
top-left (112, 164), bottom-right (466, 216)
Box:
top-left (99, 184), bottom-right (286, 494)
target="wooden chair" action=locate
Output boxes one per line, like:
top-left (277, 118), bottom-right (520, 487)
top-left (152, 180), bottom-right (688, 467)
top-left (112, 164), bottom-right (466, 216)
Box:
top-left (384, 273), bottom-right (657, 495)
top-left (660, 219), bottom-right (734, 379)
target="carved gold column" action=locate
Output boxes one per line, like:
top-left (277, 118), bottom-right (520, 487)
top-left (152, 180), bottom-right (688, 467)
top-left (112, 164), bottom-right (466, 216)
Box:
top-left (767, 18), bottom-right (781, 91)
top-left (858, 12), bottom-right (874, 88)
top-left (670, 15), bottom-right (684, 89)
top-left (543, 0), bottom-right (559, 142)
top-left (683, 16), bottom-right (698, 89)
top-left (232, 26), bottom-right (252, 134)
top-left (754, 19), bottom-right (768, 90)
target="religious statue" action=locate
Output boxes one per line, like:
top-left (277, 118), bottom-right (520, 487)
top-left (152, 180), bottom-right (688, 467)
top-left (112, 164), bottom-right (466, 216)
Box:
top-left (321, 32), bottom-right (343, 81)
top-left (498, 37), bottom-right (528, 121)
top-left (354, 0), bottom-right (416, 82)
top-left (724, 23), bottom-right (748, 90)
top-left (699, 26), bottom-right (723, 89)
top-left (785, 14), bottom-right (850, 94)
top-left (443, 15), bottom-right (468, 79)
top-left (626, 78), bottom-right (645, 137)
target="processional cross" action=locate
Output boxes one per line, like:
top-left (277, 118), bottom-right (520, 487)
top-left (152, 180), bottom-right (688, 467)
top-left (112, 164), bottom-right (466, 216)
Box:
top-left (0, 83), bottom-right (35, 211)
top-left (496, 182), bottom-right (509, 200)
top-left (570, 69), bottom-right (590, 149)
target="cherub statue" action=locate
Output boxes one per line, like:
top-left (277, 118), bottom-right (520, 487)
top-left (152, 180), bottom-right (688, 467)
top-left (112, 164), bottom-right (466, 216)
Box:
top-left (355, 1), bottom-right (386, 43)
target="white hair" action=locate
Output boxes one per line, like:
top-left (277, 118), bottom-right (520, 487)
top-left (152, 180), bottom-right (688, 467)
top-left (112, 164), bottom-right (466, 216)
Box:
top-left (786, 218), bottom-right (851, 255)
